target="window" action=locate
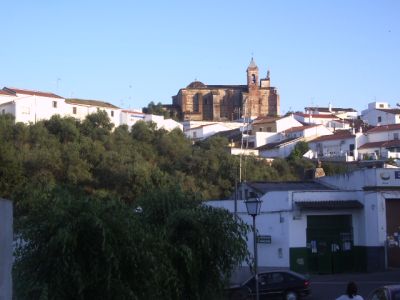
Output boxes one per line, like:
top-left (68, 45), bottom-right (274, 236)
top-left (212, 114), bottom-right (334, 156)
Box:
top-left (193, 94), bottom-right (200, 113)
top-left (378, 116), bottom-right (382, 122)
top-left (1, 109), bottom-right (4, 115)
top-left (379, 104), bottom-right (384, 108)
top-left (394, 133), bottom-right (399, 140)
top-left (73, 107), bottom-right (77, 114)
top-left (52, 101), bottom-right (57, 108)
top-left (259, 127), bottom-right (263, 132)
top-left (111, 110), bottom-right (114, 117)
top-left (267, 127), bottom-right (272, 132)
top-left (252, 74), bottom-right (256, 84)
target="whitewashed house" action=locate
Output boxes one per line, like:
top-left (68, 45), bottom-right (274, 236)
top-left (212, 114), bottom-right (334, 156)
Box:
top-left (65, 98), bottom-right (121, 127)
top-left (242, 115), bottom-right (303, 149)
top-left (308, 130), bottom-right (366, 161)
top-left (0, 87), bottom-right (66, 124)
top-left (304, 105), bottom-right (358, 119)
top-left (283, 124), bottom-right (332, 140)
top-left (361, 102), bottom-right (400, 126)
top-left (293, 112), bottom-right (340, 127)
top-left (184, 123), bottom-right (231, 140)
top-left (257, 137), bottom-right (302, 158)
top-left (144, 114), bottom-right (183, 132)
top-left (208, 168), bottom-right (400, 277)
top-left (0, 198), bottom-right (13, 300)
top-left (120, 109), bottom-right (146, 127)
top-left (358, 124), bottom-right (400, 160)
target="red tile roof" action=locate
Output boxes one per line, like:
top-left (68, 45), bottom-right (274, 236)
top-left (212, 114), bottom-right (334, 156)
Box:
top-left (366, 124), bottom-right (400, 133)
top-left (359, 140), bottom-right (400, 149)
top-left (66, 98), bottom-right (119, 109)
top-left (284, 124), bottom-right (318, 133)
top-left (294, 112), bottom-right (339, 119)
top-left (310, 130), bottom-right (354, 142)
top-left (3, 87), bottom-right (63, 99)
top-left (0, 89), bottom-right (14, 96)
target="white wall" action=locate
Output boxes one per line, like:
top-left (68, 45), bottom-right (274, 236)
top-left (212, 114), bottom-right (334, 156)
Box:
top-left (0, 198), bottom-right (13, 300)
top-left (275, 115), bottom-right (303, 132)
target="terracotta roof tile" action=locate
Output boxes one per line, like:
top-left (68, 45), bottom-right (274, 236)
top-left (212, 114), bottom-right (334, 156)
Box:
top-left (359, 140), bottom-right (400, 149)
top-left (366, 124), bottom-right (400, 133)
top-left (3, 87), bottom-right (63, 99)
top-left (66, 98), bottom-right (119, 109)
top-left (294, 112), bottom-right (339, 119)
top-left (310, 130), bottom-right (354, 142)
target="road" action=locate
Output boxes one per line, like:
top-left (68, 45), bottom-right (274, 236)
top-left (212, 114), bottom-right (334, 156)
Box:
top-left (308, 269), bottom-right (400, 299)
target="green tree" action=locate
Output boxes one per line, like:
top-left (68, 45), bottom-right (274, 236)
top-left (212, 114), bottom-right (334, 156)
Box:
top-left (14, 185), bottom-right (249, 300)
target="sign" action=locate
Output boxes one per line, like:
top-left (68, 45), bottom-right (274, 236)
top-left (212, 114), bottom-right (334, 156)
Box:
top-left (257, 235), bottom-right (271, 244)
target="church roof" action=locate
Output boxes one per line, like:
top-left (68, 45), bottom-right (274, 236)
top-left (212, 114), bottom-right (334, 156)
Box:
top-left (187, 81), bottom-right (206, 88)
top-left (247, 57), bottom-right (258, 70)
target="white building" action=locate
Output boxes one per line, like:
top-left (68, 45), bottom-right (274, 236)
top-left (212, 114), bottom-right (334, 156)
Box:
top-left (0, 87), bottom-right (66, 124)
top-left (0, 87), bottom-right (183, 132)
top-left (283, 124), bottom-right (332, 140)
top-left (361, 102), bottom-right (400, 126)
top-left (308, 130), bottom-right (366, 161)
top-left (304, 106), bottom-right (358, 119)
top-left (208, 168), bottom-right (400, 277)
top-left (64, 98), bottom-right (121, 127)
top-left (0, 198), bottom-right (13, 300)
top-left (293, 112), bottom-right (340, 127)
top-left (358, 124), bottom-right (400, 160)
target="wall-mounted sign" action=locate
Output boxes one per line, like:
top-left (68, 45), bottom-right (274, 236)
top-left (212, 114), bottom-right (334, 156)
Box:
top-left (257, 235), bottom-right (271, 244)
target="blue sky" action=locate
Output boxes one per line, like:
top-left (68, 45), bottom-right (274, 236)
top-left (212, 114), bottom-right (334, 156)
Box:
top-left (1, 0), bottom-right (399, 114)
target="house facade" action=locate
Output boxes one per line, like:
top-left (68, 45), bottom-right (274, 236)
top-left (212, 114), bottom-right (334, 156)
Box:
top-left (361, 102), bottom-right (400, 126)
top-left (208, 168), bottom-right (400, 275)
top-left (358, 124), bottom-right (400, 159)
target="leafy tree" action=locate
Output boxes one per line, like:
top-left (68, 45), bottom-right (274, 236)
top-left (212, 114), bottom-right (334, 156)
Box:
top-left (14, 185), bottom-right (249, 300)
top-left (143, 101), bottom-right (170, 118)
top-left (287, 141), bottom-right (309, 161)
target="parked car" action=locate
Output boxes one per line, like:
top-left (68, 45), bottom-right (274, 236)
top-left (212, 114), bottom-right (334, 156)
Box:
top-left (367, 285), bottom-right (400, 300)
top-left (225, 270), bottom-right (311, 300)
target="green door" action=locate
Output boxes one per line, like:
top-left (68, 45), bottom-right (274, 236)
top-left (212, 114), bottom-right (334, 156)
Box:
top-left (306, 215), bottom-right (354, 274)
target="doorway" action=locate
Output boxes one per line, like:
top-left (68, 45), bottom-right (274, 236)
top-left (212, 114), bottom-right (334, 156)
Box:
top-left (307, 215), bottom-right (354, 274)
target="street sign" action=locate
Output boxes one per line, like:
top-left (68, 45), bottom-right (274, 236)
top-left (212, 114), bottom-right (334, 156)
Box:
top-left (257, 235), bottom-right (271, 244)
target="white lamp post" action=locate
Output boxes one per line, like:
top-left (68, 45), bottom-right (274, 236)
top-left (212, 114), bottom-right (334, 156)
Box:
top-left (245, 197), bottom-right (262, 300)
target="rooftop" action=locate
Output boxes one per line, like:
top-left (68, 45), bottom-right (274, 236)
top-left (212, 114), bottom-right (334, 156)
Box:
top-left (244, 181), bottom-right (333, 193)
top-left (66, 98), bottom-right (119, 109)
top-left (3, 87), bottom-right (63, 99)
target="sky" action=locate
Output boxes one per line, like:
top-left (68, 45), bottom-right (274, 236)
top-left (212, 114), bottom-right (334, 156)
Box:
top-left (1, 0), bottom-right (399, 115)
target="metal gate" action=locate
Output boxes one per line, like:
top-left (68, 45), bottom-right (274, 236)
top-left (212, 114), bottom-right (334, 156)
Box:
top-left (306, 215), bottom-right (354, 274)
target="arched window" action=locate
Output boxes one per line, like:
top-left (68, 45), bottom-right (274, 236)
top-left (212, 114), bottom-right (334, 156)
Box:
top-left (193, 94), bottom-right (200, 112)
top-left (252, 74), bottom-right (256, 84)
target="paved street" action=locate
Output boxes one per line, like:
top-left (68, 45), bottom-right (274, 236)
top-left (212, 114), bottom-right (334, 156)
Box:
top-left (308, 269), bottom-right (400, 299)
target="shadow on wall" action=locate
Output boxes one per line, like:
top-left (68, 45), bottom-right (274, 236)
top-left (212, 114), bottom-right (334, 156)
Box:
top-left (0, 198), bottom-right (13, 300)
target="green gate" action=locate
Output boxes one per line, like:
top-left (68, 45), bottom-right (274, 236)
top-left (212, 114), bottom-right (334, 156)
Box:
top-left (306, 215), bottom-right (354, 274)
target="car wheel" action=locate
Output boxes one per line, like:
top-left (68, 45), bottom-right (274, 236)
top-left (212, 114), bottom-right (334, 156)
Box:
top-left (284, 291), bottom-right (298, 300)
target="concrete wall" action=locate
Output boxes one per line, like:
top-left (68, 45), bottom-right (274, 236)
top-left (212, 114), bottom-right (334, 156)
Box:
top-left (0, 198), bottom-right (13, 300)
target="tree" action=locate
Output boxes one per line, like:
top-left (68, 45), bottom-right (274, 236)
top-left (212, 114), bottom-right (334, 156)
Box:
top-left (14, 185), bottom-right (250, 300)
top-left (288, 141), bottom-right (309, 161)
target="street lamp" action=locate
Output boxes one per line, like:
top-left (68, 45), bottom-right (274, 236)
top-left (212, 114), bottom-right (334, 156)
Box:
top-left (245, 197), bottom-right (262, 300)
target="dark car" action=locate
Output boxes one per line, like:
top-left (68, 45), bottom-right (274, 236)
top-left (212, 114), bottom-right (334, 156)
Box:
top-left (226, 270), bottom-right (311, 300)
top-left (367, 285), bottom-right (400, 300)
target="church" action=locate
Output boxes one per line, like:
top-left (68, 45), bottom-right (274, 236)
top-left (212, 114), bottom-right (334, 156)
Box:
top-left (172, 58), bottom-right (280, 121)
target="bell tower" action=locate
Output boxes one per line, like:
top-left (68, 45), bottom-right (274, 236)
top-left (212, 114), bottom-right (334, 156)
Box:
top-left (246, 57), bottom-right (259, 90)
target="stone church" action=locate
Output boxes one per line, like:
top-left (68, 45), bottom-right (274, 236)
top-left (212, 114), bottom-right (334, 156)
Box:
top-left (172, 58), bottom-right (280, 121)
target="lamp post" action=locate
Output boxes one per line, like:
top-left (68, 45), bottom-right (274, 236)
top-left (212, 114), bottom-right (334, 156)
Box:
top-left (245, 197), bottom-right (262, 300)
